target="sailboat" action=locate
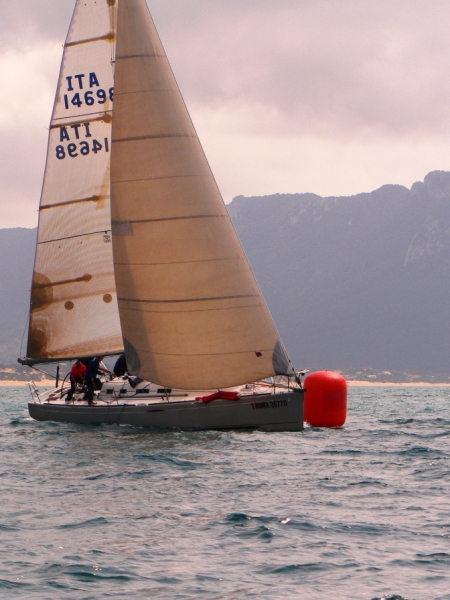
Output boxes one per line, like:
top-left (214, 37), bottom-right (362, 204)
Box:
top-left (19, 0), bottom-right (304, 431)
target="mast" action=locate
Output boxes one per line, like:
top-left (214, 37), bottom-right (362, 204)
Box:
top-left (110, 0), bottom-right (294, 389)
top-left (24, 0), bottom-right (123, 363)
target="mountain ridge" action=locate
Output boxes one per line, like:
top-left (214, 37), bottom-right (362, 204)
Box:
top-left (228, 170), bottom-right (450, 374)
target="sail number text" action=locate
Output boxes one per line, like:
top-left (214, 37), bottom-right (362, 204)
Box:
top-left (56, 123), bottom-right (109, 160)
top-left (62, 72), bottom-right (113, 110)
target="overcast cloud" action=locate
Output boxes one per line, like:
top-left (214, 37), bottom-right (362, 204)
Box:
top-left (2, 0), bottom-right (450, 227)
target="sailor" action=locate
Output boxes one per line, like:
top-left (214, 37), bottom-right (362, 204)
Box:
top-left (84, 356), bottom-right (113, 405)
top-left (66, 359), bottom-right (86, 402)
top-left (98, 358), bottom-right (114, 379)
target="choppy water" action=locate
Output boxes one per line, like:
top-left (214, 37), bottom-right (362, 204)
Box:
top-left (1, 386), bottom-right (450, 599)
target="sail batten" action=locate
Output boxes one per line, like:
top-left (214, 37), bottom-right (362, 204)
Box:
top-left (37, 232), bottom-right (111, 245)
top-left (66, 34), bottom-right (116, 47)
top-left (110, 0), bottom-right (293, 389)
top-left (41, 196), bottom-right (109, 210)
top-left (50, 114), bottom-right (113, 128)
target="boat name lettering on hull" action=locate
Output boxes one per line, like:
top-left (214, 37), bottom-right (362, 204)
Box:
top-left (251, 399), bottom-right (288, 409)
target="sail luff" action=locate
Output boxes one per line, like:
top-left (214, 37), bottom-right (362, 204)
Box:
top-left (25, 0), bottom-right (123, 362)
top-left (110, 0), bottom-right (294, 389)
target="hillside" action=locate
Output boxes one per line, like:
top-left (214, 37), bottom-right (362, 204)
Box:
top-left (0, 228), bottom-right (35, 363)
top-left (2, 171), bottom-right (450, 378)
top-left (228, 170), bottom-right (450, 374)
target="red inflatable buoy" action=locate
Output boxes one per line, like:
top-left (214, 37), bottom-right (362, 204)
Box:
top-left (303, 371), bottom-right (347, 427)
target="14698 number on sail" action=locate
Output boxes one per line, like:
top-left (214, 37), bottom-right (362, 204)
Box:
top-left (63, 88), bottom-right (114, 109)
top-left (56, 138), bottom-right (109, 159)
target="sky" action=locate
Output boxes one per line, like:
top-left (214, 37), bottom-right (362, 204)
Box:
top-left (2, 0), bottom-right (450, 228)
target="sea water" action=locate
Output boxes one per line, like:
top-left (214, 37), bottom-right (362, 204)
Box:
top-left (0, 386), bottom-right (449, 600)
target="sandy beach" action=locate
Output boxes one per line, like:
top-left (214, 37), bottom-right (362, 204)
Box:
top-left (0, 380), bottom-right (56, 387)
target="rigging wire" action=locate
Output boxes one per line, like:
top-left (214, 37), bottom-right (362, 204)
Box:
top-left (29, 364), bottom-right (59, 382)
top-left (19, 303), bottom-right (30, 360)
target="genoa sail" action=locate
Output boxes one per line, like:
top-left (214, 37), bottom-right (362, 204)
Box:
top-left (26, 0), bottom-right (123, 362)
top-left (110, 0), bottom-right (294, 389)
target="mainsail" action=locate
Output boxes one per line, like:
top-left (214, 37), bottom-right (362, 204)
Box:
top-left (26, 0), bottom-right (123, 362)
top-left (110, 0), bottom-right (294, 389)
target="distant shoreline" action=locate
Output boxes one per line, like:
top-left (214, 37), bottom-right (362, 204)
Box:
top-left (347, 380), bottom-right (450, 387)
top-left (1, 379), bottom-right (450, 388)
top-left (0, 380), bottom-right (55, 387)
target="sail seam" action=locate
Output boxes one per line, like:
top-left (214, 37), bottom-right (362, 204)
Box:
top-left (114, 257), bottom-right (238, 266)
top-left (112, 174), bottom-right (207, 184)
top-left (112, 133), bottom-right (196, 143)
top-left (116, 54), bottom-right (165, 59)
top-left (130, 349), bottom-right (273, 358)
top-left (118, 304), bottom-right (261, 314)
top-left (118, 294), bottom-right (258, 304)
top-left (113, 215), bottom-right (225, 225)
top-left (114, 89), bottom-right (177, 96)
top-left (37, 230), bottom-right (111, 244)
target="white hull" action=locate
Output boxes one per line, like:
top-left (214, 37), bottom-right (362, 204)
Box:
top-left (28, 380), bottom-right (303, 431)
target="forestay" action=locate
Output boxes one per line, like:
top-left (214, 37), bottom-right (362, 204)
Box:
top-left (111, 0), bottom-right (294, 389)
top-left (27, 0), bottom-right (123, 361)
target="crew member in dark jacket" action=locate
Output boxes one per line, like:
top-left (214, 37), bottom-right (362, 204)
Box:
top-left (84, 356), bottom-right (106, 405)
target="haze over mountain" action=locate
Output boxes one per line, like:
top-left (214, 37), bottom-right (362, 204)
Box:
top-left (1, 171), bottom-right (450, 378)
